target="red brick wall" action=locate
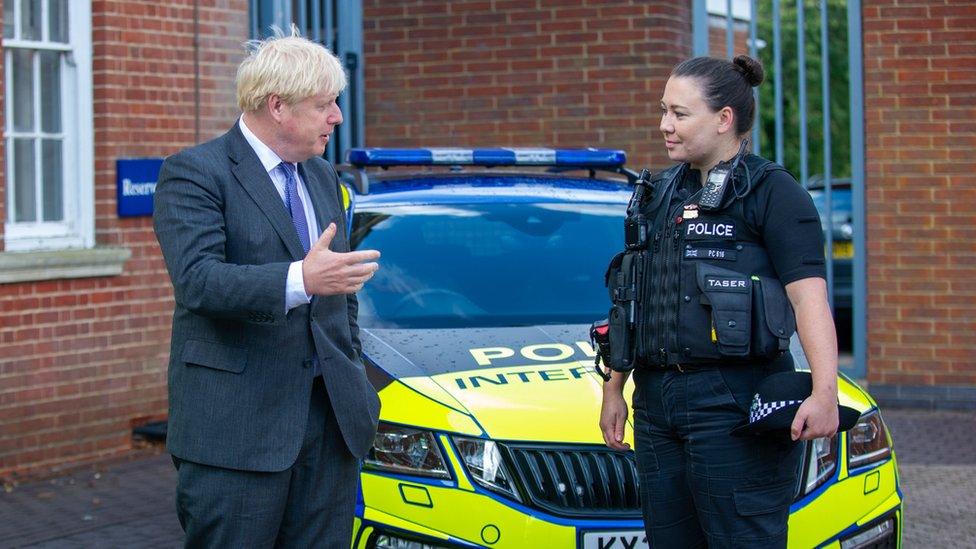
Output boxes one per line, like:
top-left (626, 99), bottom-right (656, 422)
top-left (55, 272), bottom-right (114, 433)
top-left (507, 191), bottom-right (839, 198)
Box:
top-left (0, 0), bottom-right (248, 478)
top-left (362, 0), bottom-right (692, 171)
top-left (863, 1), bottom-right (976, 388)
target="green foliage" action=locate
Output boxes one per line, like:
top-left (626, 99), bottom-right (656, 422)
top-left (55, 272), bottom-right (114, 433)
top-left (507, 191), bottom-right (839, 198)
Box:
top-left (753, 0), bottom-right (851, 181)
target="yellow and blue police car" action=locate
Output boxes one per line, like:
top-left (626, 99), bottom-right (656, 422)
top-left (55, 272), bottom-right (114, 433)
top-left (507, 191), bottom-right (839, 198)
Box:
top-left (338, 148), bottom-right (901, 549)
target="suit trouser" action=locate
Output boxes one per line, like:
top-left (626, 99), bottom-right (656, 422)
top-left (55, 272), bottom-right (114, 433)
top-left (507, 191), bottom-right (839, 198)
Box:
top-left (632, 361), bottom-right (802, 549)
top-left (172, 377), bottom-right (359, 548)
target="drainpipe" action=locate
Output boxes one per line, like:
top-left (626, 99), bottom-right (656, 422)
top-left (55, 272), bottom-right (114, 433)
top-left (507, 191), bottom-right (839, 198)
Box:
top-left (193, 0), bottom-right (200, 143)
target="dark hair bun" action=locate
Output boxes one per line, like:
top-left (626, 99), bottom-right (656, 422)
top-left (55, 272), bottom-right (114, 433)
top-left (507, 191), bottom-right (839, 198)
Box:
top-left (733, 55), bottom-right (764, 87)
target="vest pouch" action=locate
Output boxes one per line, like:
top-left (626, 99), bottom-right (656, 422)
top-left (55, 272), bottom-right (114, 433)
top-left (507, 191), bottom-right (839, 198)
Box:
top-left (605, 250), bottom-right (641, 371)
top-left (696, 263), bottom-right (752, 357)
top-left (605, 252), bottom-right (625, 295)
top-left (751, 276), bottom-right (797, 358)
top-left (608, 304), bottom-right (635, 371)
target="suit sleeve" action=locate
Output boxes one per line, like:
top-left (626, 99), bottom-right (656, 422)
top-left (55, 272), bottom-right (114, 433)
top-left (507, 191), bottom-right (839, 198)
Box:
top-left (326, 161), bottom-right (364, 357)
top-left (153, 151), bottom-right (290, 325)
top-left (347, 293), bottom-right (362, 358)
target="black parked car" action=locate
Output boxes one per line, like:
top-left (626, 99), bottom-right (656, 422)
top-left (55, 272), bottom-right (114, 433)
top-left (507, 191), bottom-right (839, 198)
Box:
top-left (805, 176), bottom-right (853, 313)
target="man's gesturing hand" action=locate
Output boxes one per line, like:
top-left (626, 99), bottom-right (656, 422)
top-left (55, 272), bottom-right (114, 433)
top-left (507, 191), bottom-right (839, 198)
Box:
top-left (302, 223), bottom-right (380, 296)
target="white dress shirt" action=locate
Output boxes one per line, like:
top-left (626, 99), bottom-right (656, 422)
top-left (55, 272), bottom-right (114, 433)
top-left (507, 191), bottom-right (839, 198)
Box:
top-left (238, 116), bottom-right (320, 312)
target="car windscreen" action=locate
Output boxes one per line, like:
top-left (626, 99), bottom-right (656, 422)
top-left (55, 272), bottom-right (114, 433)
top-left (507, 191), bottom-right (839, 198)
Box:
top-left (350, 202), bottom-right (623, 328)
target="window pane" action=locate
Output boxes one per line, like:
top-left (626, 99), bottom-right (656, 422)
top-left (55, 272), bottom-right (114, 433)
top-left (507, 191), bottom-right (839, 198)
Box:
top-left (11, 49), bottom-right (35, 132)
top-left (291, 0), bottom-right (300, 27)
top-left (21, 0), bottom-right (41, 40)
top-left (13, 138), bottom-right (36, 222)
top-left (39, 51), bottom-right (61, 132)
top-left (255, 0), bottom-right (276, 38)
top-left (4, 0), bottom-right (14, 38)
top-left (42, 139), bottom-right (62, 221)
top-left (49, 0), bottom-right (68, 42)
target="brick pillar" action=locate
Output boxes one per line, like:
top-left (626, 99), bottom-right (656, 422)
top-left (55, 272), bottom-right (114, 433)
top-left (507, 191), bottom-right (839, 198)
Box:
top-left (863, 1), bottom-right (976, 408)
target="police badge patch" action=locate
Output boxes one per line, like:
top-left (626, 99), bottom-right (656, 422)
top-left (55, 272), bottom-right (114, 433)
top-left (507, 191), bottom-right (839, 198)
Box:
top-left (684, 219), bottom-right (735, 240)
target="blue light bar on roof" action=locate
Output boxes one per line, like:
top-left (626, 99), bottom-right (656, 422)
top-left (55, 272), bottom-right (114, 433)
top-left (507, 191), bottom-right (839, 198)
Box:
top-left (345, 148), bottom-right (627, 169)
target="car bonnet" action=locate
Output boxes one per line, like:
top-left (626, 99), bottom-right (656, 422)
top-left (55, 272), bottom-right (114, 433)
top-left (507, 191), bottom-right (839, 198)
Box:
top-left (361, 324), bottom-right (618, 444)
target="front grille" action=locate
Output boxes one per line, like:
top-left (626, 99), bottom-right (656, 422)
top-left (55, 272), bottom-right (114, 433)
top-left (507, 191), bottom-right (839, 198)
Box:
top-left (504, 443), bottom-right (641, 518)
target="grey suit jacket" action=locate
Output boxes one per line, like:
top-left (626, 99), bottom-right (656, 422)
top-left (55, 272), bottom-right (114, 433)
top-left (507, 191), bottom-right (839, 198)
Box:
top-left (153, 124), bottom-right (380, 471)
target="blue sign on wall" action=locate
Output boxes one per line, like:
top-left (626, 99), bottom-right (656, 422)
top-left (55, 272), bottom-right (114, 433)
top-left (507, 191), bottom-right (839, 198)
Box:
top-left (117, 158), bottom-right (163, 217)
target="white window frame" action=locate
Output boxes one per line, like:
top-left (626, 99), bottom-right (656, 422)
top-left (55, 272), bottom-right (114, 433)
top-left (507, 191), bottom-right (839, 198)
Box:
top-left (3, 0), bottom-right (93, 252)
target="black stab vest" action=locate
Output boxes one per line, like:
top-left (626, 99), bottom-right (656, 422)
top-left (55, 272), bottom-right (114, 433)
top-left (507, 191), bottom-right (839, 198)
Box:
top-left (607, 155), bottom-right (798, 368)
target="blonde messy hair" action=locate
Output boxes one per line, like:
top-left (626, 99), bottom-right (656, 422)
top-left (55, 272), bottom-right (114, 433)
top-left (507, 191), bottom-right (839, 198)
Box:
top-left (236, 25), bottom-right (347, 112)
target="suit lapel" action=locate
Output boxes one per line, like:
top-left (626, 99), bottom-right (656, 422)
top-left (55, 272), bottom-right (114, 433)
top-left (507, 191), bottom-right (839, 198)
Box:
top-left (226, 125), bottom-right (306, 260)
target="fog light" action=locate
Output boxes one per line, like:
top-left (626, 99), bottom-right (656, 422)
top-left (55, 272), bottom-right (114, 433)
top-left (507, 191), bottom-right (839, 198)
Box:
top-left (372, 533), bottom-right (451, 549)
top-left (840, 518), bottom-right (894, 549)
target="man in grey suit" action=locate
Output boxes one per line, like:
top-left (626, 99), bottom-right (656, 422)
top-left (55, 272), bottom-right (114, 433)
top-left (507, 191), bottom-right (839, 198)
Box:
top-left (153, 30), bottom-right (381, 547)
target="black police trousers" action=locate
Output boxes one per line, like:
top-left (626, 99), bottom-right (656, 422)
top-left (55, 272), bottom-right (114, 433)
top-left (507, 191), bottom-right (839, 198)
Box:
top-left (632, 360), bottom-right (802, 549)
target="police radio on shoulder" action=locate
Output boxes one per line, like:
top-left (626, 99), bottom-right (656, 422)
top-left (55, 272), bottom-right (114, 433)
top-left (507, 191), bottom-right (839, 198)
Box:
top-left (699, 140), bottom-right (750, 211)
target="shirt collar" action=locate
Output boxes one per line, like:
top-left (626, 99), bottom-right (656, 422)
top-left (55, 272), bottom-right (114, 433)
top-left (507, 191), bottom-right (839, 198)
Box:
top-left (238, 115), bottom-right (297, 174)
top-left (682, 165), bottom-right (702, 192)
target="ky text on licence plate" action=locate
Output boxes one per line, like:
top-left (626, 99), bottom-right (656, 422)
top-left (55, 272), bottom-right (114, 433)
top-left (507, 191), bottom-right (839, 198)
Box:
top-left (832, 241), bottom-right (854, 258)
top-left (581, 530), bottom-right (648, 549)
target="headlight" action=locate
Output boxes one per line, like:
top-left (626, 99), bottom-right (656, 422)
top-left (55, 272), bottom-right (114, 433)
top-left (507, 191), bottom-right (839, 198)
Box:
top-left (840, 223), bottom-right (854, 239)
top-left (364, 423), bottom-right (450, 479)
top-left (848, 409), bottom-right (892, 469)
top-left (452, 436), bottom-right (521, 502)
top-left (802, 434), bottom-right (838, 495)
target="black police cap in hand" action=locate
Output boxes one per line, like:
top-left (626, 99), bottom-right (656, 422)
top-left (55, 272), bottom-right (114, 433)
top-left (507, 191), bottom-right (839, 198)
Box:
top-left (731, 371), bottom-right (861, 438)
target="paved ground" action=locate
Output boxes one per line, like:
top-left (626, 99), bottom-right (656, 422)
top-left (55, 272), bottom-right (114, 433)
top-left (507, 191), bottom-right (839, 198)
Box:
top-left (0, 449), bottom-right (183, 548)
top-left (883, 409), bottom-right (976, 548)
top-left (0, 409), bottom-right (973, 548)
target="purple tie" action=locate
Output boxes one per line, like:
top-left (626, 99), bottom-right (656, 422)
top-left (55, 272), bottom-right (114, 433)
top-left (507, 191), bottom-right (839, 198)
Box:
top-left (278, 162), bottom-right (310, 254)
top-left (279, 162), bottom-right (321, 376)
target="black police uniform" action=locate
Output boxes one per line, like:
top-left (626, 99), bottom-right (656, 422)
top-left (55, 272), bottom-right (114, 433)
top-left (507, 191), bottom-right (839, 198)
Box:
top-left (616, 155), bottom-right (826, 548)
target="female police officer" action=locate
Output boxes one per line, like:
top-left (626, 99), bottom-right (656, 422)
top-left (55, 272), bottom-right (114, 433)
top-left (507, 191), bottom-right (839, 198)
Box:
top-left (599, 55), bottom-right (839, 548)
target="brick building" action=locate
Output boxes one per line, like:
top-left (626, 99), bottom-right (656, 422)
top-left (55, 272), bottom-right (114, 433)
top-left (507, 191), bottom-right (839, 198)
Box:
top-left (861, 0), bottom-right (976, 406)
top-left (0, 0), bottom-right (972, 478)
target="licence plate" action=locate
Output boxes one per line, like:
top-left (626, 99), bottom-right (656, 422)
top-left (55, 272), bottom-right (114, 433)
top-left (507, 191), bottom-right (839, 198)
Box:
top-left (581, 530), bottom-right (648, 549)
top-left (832, 241), bottom-right (853, 258)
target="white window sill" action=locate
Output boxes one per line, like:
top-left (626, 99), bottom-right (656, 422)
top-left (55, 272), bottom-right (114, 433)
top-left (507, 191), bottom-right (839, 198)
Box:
top-left (0, 247), bottom-right (132, 284)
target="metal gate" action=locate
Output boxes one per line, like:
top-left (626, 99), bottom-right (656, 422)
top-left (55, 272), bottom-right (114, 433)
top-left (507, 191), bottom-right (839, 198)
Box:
top-left (249, 0), bottom-right (364, 165)
top-left (692, 0), bottom-right (866, 378)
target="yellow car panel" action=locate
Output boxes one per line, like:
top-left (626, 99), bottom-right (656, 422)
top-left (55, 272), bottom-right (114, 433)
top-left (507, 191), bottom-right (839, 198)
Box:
top-left (377, 381), bottom-right (482, 435)
top-left (788, 459), bottom-right (900, 547)
top-left (360, 472), bottom-right (579, 548)
top-left (429, 361), bottom-right (606, 444)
